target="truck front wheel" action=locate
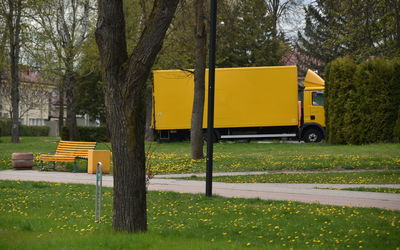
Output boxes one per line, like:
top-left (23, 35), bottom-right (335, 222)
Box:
top-left (302, 128), bottom-right (323, 143)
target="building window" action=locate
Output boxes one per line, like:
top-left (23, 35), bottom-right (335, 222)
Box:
top-left (29, 118), bottom-right (45, 126)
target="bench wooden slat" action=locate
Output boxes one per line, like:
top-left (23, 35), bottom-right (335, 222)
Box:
top-left (57, 147), bottom-right (95, 150)
top-left (59, 141), bottom-right (96, 145)
top-left (57, 144), bottom-right (97, 146)
top-left (56, 147), bottom-right (97, 151)
top-left (56, 147), bottom-right (93, 152)
top-left (55, 152), bottom-right (90, 156)
top-left (57, 144), bottom-right (96, 147)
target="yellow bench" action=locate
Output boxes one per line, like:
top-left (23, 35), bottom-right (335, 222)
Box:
top-left (39, 140), bottom-right (97, 172)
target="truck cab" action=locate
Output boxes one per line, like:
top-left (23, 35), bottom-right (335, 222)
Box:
top-left (301, 70), bottom-right (325, 142)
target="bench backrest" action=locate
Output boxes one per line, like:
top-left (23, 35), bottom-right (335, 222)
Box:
top-left (55, 140), bottom-right (97, 158)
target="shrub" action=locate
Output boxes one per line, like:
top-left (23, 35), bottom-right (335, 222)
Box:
top-left (394, 110), bottom-right (400, 141)
top-left (62, 126), bottom-right (109, 142)
top-left (325, 57), bottom-right (400, 144)
top-left (0, 119), bottom-right (12, 136)
top-left (20, 125), bottom-right (49, 136)
top-left (325, 57), bottom-right (357, 144)
top-left (350, 59), bottom-right (396, 144)
top-left (0, 119), bottom-right (49, 136)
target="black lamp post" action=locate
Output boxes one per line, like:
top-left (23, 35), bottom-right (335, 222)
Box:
top-left (206, 0), bottom-right (217, 197)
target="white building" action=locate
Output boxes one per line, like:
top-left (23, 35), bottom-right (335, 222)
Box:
top-left (0, 70), bottom-right (97, 136)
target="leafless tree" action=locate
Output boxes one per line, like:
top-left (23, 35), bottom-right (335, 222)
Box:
top-left (264, 0), bottom-right (304, 38)
top-left (30, 0), bottom-right (92, 140)
top-left (0, 0), bottom-right (23, 143)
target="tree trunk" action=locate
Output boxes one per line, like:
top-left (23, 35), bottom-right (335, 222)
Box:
top-left (96, 0), bottom-right (179, 233)
top-left (145, 85), bottom-right (155, 141)
top-left (10, 51), bottom-right (20, 143)
top-left (391, 0), bottom-right (400, 49)
top-left (191, 0), bottom-right (207, 159)
top-left (7, 0), bottom-right (22, 144)
top-left (58, 87), bottom-right (64, 137)
top-left (65, 67), bottom-right (79, 141)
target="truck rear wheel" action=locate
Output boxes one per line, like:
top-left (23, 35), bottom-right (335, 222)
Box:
top-left (303, 128), bottom-right (323, 143)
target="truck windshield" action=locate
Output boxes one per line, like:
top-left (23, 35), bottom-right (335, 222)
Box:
top-left (312, 92), bottom-right (324, 106)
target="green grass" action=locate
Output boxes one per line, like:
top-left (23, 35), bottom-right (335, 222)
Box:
top-left (148, 141), bottom-right (400, 174)
top-left (318, 187), bottom-right (400, 194)
top-left (182, 171), bottom-right (400, 184)
top-left (1, 137), bottom-right (400, 173)
top-left (0, 180), bottom-right (399, 249)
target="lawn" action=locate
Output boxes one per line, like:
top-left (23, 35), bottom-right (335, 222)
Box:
top-left (0, 180), bottom-right (399, 249)
top-left (0, 137), bottom-right (399, 173)
top-left (182, 171), bottom-right (400, 184)
top-left (147, 141), bottom-right (400, 174)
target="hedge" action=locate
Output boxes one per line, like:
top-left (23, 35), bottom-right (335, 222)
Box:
top-left (0, 119), bottom-right (49, 136)
top-left (0, 119), bottom-right (12, 136)
top-left (325, 57), bottom-right (400, 144)
top-left (61, 126), bottom-right (109, 142)
top-left (325, 57), bottom-right (357, 144)
top-left (20, 125), bottom-right (49, 136)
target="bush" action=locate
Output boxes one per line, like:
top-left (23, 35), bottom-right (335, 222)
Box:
top-left (0, 119), bottom-right (12, 136)
top-left (0, 119), bottom-right (49, 136)
top-left (62, 126), bottom-right (109, 142)
top-left (325, 57), bottom-right (357, 144)
top-left (394, 110), bottom-right (400, 141)
top-left (325, 57), bottom-right (400, 144)
top-left (350, 59), bottom-right (396, 144)
top-left (20, 125), bottom-right (49, 136)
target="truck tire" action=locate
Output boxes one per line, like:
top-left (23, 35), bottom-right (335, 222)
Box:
top-left (302, 128), bottom-right (323, 143)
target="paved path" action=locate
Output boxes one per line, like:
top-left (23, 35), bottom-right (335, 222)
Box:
top-left (155, 169), bottom-right (394, 178)
top-left (1, 170), bottom-right (400, 211)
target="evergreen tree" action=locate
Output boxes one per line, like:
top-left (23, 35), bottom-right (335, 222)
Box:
top-left (298, 0), bottom-right (400, 75)
top-left (217, 0), bottom-right (289, 67)
top-left (296, 1), bottom-right (343, 75)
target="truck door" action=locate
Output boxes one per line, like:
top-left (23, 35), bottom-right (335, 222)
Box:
top-left (303, 90), bottom-right (325, 126)
top-left (310, 91), bottom-right (325, 127)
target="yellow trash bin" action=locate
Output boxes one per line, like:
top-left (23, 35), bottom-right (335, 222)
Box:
top-left (88, 150), bottom-right (111, 174)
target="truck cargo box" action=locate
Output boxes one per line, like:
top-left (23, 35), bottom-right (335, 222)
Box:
top-left (152, 66), bottom-right (299, 130)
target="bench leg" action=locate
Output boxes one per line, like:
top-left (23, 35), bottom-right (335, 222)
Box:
top-left (73, 160), bottom-right (77, 173)
top-left (40, 161), bottom-right (43, 170)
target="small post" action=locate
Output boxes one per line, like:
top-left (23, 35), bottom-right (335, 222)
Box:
top-left (95, 162), bottom-right (103, 222)
top-left (73, 160), bottom-right (77, 173)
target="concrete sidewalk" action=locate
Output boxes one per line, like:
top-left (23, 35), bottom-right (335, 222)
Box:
top-left (155, 169), bottom-right (393, 178)
top-left (1, 170), bottom-right (399, 211)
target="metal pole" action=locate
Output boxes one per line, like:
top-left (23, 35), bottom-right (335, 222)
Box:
top-left (95, 161), bottom-right (103, 222)
top-left (206, 0), bottom-right (217, 197)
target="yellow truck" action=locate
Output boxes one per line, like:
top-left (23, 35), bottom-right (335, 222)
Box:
top-left (152, 66), bottom-right (325, 142)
